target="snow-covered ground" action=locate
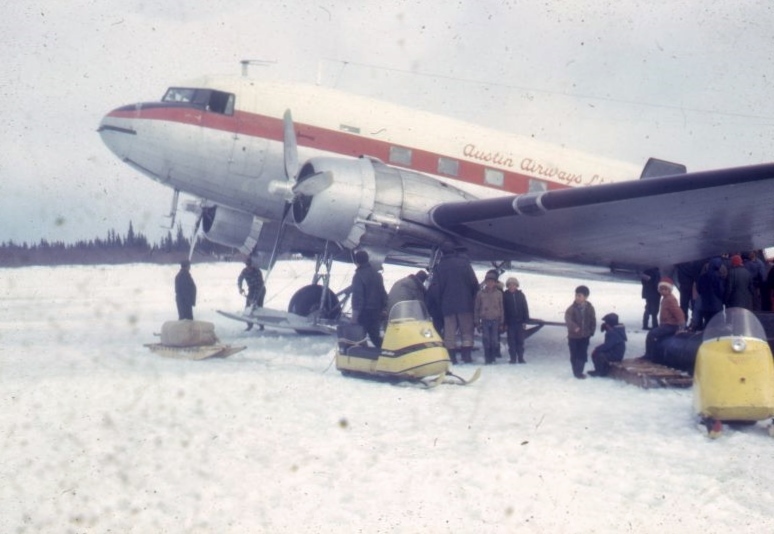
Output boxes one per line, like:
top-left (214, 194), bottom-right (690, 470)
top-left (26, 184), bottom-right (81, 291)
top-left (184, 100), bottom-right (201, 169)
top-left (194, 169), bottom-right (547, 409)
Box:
top-left (2, 261), bottom-right (773, 533)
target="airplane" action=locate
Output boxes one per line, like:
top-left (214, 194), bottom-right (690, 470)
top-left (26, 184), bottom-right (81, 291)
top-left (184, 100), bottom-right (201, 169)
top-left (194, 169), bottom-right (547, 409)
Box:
top-left (97, 70), bottom-right (774, 331)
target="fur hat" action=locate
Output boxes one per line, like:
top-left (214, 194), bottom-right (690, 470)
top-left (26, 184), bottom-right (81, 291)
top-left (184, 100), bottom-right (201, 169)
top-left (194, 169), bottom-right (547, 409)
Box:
top-left (354, 250), bottom-right (369, 265)
top-left (658, 277), bottom-right (674, 290)
top-left (731, 254), bottom-right (743, 267)
top-left (575, 285), bottom-right (590, 297)
top-left (415, 270), bottom-right (428, 282)
top-left (506, 277), bottom-right (519, 287)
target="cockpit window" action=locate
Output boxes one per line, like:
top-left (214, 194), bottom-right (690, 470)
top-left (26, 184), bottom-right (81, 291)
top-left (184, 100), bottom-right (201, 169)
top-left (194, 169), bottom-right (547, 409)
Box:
top-left (163, 88), bottom-right (195, 102)
top-left (162, 87), bottom-right (235, 115)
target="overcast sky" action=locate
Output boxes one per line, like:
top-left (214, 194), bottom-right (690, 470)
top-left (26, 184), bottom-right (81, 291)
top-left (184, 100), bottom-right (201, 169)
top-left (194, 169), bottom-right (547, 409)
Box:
top-left (2, 1), bottom-right (773, 244)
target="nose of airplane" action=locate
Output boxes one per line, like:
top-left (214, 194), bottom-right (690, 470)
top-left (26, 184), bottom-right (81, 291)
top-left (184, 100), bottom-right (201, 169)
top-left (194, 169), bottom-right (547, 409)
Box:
top-left (97, 105), bottom-right (138, 160)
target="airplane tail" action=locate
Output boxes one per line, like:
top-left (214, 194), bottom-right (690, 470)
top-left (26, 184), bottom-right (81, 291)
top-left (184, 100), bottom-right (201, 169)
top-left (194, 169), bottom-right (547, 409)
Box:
top-left (640, 157), bottom-right (687, 179)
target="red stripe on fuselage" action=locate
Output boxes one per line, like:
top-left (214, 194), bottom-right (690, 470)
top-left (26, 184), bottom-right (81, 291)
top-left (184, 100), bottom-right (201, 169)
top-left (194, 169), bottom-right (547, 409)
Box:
top-left (107, 105), bottom-right (563, 194)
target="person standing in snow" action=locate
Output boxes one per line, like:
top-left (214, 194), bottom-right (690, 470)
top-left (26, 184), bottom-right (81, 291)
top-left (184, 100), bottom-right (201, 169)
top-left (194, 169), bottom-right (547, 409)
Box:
top-left (350, 250), bottom-right (388, 347)
top-left (237, 257), bottom-right (266, 331)
top-left (503, 276), bottom-right (529, 364)
top-left (564, 285), bottom-right (596, 379)
top-left (640, 267), bottom-right (660, 330)
top-left (175, 259), bottom-right (197, 320)
top-left (725, 254), bottom-right (753, 310)
top-left (474, 270), bottom-right (504, 364)
top-left (433, 242), bottom-right (480, 364)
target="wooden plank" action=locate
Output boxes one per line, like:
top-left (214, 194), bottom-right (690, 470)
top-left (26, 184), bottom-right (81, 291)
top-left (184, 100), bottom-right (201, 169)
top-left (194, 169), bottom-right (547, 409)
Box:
top-left (609, 358), bottom-right (693, 389)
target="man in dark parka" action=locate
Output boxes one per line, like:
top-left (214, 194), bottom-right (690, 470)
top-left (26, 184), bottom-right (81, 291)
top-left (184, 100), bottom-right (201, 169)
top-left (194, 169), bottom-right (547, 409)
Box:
top-left (350, 250), bottom-right (388, 347)
top-left (175, 260), bottom-right (197, 320)
top-left (433, 243), bottom-right (479, 363)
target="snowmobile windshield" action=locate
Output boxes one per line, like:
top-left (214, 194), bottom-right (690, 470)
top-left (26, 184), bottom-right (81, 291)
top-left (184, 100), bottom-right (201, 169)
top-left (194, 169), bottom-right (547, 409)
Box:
top-left (388, 300), bottom-right (431, 323)
top-left (702, 307), bottom-right (767, 342)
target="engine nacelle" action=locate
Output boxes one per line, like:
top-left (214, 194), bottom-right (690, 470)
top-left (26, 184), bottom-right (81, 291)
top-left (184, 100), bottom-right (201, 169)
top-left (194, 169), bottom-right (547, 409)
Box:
top-left (200, 205), bottom-right (263, 252)
top-left (200, 205), bottom-right (252, 247)
top-left (291, 156), bottom-right (474, 249)
top-left (291, 157), bottom-right (375, 247)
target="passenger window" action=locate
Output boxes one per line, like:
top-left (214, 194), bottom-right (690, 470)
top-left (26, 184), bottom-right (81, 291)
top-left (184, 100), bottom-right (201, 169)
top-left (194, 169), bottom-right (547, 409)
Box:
top-left (389, 146), bottom-right (412, 166)
top-left (484, 168), bottom-right (504, 187)
top-left (528, 178), bottom-right (548, 193)
top-left (438, 157), bottom-right (459, 177)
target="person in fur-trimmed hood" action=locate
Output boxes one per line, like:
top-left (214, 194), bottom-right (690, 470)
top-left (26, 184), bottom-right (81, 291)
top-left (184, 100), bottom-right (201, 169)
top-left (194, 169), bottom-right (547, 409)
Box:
top-left (643, 277), bottom-right (685, 362)
top-left (589, 313), bottom-right (627, 377)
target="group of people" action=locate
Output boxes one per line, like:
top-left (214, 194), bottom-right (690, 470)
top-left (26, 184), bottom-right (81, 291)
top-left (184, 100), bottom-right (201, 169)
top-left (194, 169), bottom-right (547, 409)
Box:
top-left (174, 247), bottom-right (772, 380)
top-left (172, 257), bottom-right (266, 330)
top-left (562, 285), bottom-right (629, 379)
top-left (666, 252), bottom-right (773, 331)
top-left (347, 245), bottom-right (531, 366)
top-left (352, 246), bottom-right (629, 379)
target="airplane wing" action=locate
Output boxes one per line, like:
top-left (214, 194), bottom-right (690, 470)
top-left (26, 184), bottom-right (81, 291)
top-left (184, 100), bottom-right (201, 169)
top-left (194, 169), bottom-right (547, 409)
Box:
top-left (430, 163), bottom-right (774, 269)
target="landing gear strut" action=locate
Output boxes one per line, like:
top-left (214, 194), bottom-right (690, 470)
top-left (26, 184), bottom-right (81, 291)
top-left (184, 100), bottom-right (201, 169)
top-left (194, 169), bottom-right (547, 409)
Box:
top-left (287, 242), bottom-right (343, 334)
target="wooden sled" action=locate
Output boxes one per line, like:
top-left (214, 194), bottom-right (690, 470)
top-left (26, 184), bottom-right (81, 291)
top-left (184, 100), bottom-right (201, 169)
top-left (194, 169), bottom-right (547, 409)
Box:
top-left (144, 343), bottom-right (246, 361)
top-left (609, 358), bottom-right (693, 389)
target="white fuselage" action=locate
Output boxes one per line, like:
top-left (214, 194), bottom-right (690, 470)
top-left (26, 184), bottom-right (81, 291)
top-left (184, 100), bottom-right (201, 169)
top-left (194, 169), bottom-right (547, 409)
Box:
top-left (99, 75), bottom-right (640, 226)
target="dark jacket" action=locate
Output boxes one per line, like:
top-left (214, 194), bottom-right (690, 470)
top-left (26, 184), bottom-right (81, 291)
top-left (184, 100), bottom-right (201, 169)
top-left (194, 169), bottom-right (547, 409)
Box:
top-left (433, 252), bottom-right (479, 316)
top-left (725, 265), bottom-right (753, 309)
top-left (238, 266), bottom-right (264, 291)
top-left (641, 267), bottom-right (661, 302)
top-left (697, 258), bottom-right (725, 314)
top-left (387, 274), bottom-right (426, 314)
top-left (175, 269), bottom-right (197, 307)
top-left (351, 263), bottom-right (387, 315)
top-left (503, 289), bottom-right (529, 325)
top-left (594, 324), bottom-right (627, 361)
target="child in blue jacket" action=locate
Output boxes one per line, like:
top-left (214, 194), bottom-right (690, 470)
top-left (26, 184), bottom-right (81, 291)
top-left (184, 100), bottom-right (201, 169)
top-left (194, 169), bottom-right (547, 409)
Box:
top-left (589, 313), bottom-right (627, 377)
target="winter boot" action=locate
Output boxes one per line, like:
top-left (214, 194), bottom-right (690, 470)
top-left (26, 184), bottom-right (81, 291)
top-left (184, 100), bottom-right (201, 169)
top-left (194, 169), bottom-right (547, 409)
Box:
top-left (448, 349), bottom-right (458, 365)
top-left (518, 354), bottom-right (526, 364)
top-left (484, 348), bottom-right (493, 365)
top-left (461, 346), bottom-right (473, 364)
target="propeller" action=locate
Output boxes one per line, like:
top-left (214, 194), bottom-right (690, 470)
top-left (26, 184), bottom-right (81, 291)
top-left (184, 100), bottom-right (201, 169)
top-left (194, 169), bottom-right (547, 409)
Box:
top-left (268, 109), bottom-right (332, 201)
top-left (283, 109), bottom-right (299, 181)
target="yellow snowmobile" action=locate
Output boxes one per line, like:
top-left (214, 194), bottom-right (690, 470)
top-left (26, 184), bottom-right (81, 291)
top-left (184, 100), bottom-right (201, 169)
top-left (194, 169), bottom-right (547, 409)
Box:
top-left (335, 300), bottom-right (480, 386)
top-left (693, 307), bottom-right (774, 438)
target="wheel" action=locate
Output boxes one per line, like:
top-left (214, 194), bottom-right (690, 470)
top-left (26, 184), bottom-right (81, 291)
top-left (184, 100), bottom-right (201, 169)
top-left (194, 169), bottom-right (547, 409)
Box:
top-left (288, 284), bottom-right (341, 334)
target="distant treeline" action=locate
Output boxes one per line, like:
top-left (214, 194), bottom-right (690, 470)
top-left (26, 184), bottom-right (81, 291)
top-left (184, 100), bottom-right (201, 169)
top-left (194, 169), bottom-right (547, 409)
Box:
top-left (0, 222), bottom-right (238, 267)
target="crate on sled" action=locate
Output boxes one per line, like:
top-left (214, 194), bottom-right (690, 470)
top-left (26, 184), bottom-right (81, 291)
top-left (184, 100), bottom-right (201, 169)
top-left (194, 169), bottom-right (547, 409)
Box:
top-left (160, 320), bottom-right (218, 347)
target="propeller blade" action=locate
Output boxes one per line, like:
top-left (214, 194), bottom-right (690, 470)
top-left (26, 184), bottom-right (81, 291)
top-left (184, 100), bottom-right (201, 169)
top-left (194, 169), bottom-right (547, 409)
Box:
top-left (292, 171), bottom-right (333, 196)
top-left (283, 109), bottom-right (299, 181)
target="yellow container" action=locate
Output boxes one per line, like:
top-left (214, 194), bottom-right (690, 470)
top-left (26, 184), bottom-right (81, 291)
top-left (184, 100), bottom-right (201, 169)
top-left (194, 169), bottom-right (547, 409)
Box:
top-left (693, 308), bottom-right (774, 423)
